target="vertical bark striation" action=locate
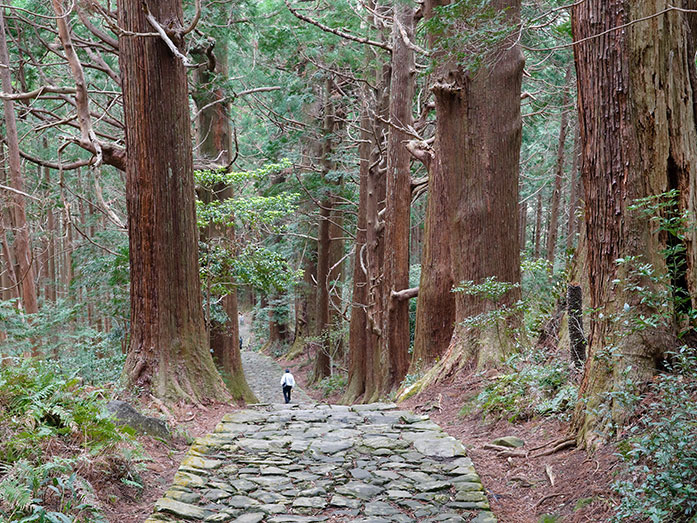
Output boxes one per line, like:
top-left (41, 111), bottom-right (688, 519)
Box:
top-left (410, 0), bottom-right (456, 375)
top-left (418, 0), bottom-right (523, 386)
top-left (572, 0), bottom-right (697, 444)
top-left (119, 0), bottom-right (228, 402)
top-left (382, 2), bottom-right (415, 389)
top-left (0, 8), bottom-right (39, 324)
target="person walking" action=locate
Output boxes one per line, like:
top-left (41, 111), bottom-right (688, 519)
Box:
top-left (280, 369), bottom-right (295, 404)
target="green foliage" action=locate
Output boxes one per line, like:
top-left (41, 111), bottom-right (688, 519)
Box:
top-left (0, 360), bottom-right (138, 521)
top-left (0, 301), bottom-right (126, 385)
top-left (471, 350), bottom-right (577, 422)
top-left (314, 373), bottom-right (347, 398)
top-left (453, 276), bottom-right (520, 301)
top-left (424, 0), bottom-right (512, 72)
top-left (613, 347), bottom-right (697, 523)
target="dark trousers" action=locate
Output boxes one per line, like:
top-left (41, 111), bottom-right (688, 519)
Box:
top-left (282, 385), bottom-right (293, 403)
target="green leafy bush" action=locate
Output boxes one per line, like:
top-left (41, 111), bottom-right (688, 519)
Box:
top-left (315, 374), bottom-right (347, 398)
top-left (612, 347), bottom-right (697, 522)
top-left (470, 352), bottom-right (577, 421)
top-left (0, 300), bottom-right (126, 385)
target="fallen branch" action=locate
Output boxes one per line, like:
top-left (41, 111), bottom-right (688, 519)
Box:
top-left (545, 464), bottom-right (556, 487)
top-left (534, 491), bottom-right (565, 509)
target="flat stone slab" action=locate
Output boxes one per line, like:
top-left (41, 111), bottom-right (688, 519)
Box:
top-left (146, 402), bottom-right (495, 522)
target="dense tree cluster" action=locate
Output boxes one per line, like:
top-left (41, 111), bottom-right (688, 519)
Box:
top-left (1, 0), bottom-right (696, 455)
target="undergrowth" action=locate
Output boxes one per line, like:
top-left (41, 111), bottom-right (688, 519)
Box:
top-left (314, 373), bottom-right (348, 398)
top-left (0, 359), bottom-right (142, 522)
top-left (613, 346), bottom-right (697, 522)
top-left (462, 349), bottom-right (578, 422)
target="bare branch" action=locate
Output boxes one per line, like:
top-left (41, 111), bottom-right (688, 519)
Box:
top-left (0, 85), bottom-right (76, 101)
top-left (52, 0), bottom-right (103, 165)
top-left (0, 183), bottom-right (41, 202)
top-left (392, 287), bottom-right (419, 300)
top-left (180, 0), bottom-right (201, 35)
top-left (76, 4), bottom-right (118, 49)
top-left (17, 148), bottom-right (92, 171)
top-left (284, 0), bottom-right (391, 51)
top-left (144, 8), bottom-right (194, 67)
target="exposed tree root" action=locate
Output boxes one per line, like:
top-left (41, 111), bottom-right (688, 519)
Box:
top-left (532, 438), bottom-right (576, 458)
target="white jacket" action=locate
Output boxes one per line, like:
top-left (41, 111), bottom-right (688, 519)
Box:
top-left (281, 373), bottom-right (295, 387)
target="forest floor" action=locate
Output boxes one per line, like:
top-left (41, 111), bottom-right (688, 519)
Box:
top-left (281, 351), bottom-right (620, 523)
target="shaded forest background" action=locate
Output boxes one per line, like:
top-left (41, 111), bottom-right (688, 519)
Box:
top-left (1, 0), bottom-right (697, 522)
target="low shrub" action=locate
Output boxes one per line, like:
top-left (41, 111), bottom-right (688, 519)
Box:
top-left (314, 373), bottom-right (347, 398)
top-left (613, 346), bottom-right (697, 522)
top-left (469, 351), bottom-right (578, 421)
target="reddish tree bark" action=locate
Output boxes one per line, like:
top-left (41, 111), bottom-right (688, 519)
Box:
top-left (419, 0), bottom-right (524, 386)
top-left (572, 0), bottom-right (697, 445)
top-left (119, 0), bottom-right (228, 402)
top-left (381, 1), bottom-right (415, 389)
top-left (345, 88), bottom-right (371, 402)
top-left (410, 0), bottom-right (456, 373)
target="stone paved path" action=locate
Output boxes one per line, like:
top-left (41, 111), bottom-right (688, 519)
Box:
top-left (240, 350), bottom-right (312, 405)
top-left (145, 353), bottom-right (495, 523)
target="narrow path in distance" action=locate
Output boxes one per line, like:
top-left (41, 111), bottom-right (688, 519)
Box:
top-left (241, 349), bottom-right (312, 405)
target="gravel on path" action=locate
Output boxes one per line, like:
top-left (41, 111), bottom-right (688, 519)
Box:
top-left (241, 350), bottom-right (313, 405)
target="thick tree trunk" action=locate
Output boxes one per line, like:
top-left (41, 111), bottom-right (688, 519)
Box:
top-left (119, 0), bottom-right (229, 403)
top-left (545, 66), bottom-right (572, 270)
top-left (0, 8), bottom-right (39, 323)
top-left (381, 2), bottom-right (415, 390)
top-left (418, 0), bottom-right (524, 387)
top-left (572, 0), bottom-right (697, 445)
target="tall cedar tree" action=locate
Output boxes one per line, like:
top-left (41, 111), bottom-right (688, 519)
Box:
top-left (418, 0), bottom-right (524, 387)
top-left (572, 0), bottom-right (697, 445)
top-left (411, 0), bottom-right (456, 371)
top-left (381, 2), bottom-right (416, 389)
top-left (119, 0), bottom-right (229, 402)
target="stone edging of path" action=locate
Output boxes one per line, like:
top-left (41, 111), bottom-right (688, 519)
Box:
top-left (145, 403), bottom-right (496, 523)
